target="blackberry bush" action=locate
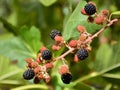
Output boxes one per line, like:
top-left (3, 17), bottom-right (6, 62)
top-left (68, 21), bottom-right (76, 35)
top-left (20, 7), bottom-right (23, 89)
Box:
top-left (20, 0), bottom-right (120, 87)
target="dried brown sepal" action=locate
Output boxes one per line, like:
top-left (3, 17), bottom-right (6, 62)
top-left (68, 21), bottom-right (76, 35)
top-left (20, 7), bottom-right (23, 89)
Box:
top-left (31, 62), bottom-right (39, 68)
top-left (38, 73), bottom-right (43, 80)
top-left (79, 34), bottom-right (87, 41)
top-left (85, 46), bottom-right (92, 51)
top-left (44, 75), bottom-right (51, 83)
top-left (34, 67), bottom-right (41, 74)
top-left (25, 58), bottom-right (33, 64)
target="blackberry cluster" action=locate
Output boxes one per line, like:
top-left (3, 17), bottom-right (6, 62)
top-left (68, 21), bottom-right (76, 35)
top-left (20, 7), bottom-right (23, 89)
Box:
top-left (84, 3), bottom-right (96, 15)
top-left (42, 50), bottom-right (52, 60)
top-left (61, 73), bottom-right (72, 84)
top-left (77, 48), bottom-right (88, 60)
top-left (50, 30), bottom-right (62, 40)
top-left (23, 69), bottom-right (35, 80)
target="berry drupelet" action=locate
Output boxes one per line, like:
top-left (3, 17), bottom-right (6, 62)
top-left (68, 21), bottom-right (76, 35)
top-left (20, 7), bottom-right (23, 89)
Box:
top-left (41, 50), bottom-right (52, 60)
top-left (77, 48), bottom-right (88, 60)
top-left (84, 3), bottom-right (96, 15)
top-left (61, 73), bottom-right (72, 84)
top-left (23, 69), bottom-right (35, 80)
top-left (50, 29), bottom-right (62, 40)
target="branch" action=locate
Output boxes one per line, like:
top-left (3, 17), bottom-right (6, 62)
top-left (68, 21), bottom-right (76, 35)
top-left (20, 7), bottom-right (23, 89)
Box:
top-left (84, 18), bottom-right (119, 44)
top-left (53, 48), bottom-right (75, 62)
top-left (52, 18), bottom-right (119, 63)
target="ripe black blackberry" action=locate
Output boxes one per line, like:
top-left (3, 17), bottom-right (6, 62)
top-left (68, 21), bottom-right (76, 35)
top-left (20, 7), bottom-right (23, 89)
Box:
top-left (50, 29), bottom-right (62, 40)
top-left (41, 50), bottom-right (52, 60)
top-left (61, 73), bottom-right (72, 84)
top-left (77, 48), bottom-right (88, 60)
top-left (84, 3), bottom-right (96, 15)
top-left (23, 69), bottom-right (35, 80)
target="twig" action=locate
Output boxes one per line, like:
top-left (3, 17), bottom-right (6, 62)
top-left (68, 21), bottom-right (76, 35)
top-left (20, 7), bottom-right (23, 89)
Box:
top-left (53, 48), bottom-right (75, 62)
top-left (84, 18), bottom-right (119, 44)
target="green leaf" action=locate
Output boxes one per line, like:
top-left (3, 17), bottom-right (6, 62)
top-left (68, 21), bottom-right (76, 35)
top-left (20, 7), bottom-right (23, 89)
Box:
top-left (102, 67), bottom-right (120, 79)
top-left (19, 26), bottom-right (43, 54)
top-left (0, 37), bottom-right (35, 67)
top-left (0, 26), bottom-right (43, 67)
top-left (93, 41), bottom-right (120, 74)
top-left (73, 82), bottom-right (95, 90)
top-left (104, 84), bottom-right (112, 90)
top-left (63, 0), bottom-right (102, 40)
top-left (94, 43), bottom-right (113, 71)
top-left (0, 56), bottom-right (24, 85)
top-left (39, 0), bottom-right (57, 6)
top-left (102, 73), bottom-right (120, 79)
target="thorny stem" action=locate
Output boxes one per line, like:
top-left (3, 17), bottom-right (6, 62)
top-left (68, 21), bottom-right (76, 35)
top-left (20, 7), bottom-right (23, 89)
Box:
top-left (84, 18), bottom-right (119, 44)
top-left (53, 18), bottom-right (119, 62)
top-left (53, 48), bottom-right (75, 62)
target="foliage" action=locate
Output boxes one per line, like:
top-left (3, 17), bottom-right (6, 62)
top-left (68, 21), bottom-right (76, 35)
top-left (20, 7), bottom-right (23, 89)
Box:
top-left (0, 0), bottom-right (120, 90)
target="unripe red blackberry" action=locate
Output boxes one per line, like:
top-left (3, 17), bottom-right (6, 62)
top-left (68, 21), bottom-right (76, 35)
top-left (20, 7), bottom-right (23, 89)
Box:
top-left (61, 73), bottom-right (72, 84)
top-left (69, 40), bottom-right (77, 48)
top-left (77, 25), bottom-right (86, 33)
top-left (41, 50), bottom-right (52, 60)
top-left (50, 29), bottom-right (62, 40)
top-left (84, 3), bottom-right (96, 15)
top-left (23, 69), bottom-right (35, 80)
top-left (52, 45), bottom-right (60, 50)
top-left (40, 46), bottom-right (47, 53)
top-left (59, 65), bottom-right (69, 74)
top-left (77, 48), bottom-right (88, 60)
top-left (54, 36), bottom-right (63, 43)
top-left (95, 15), bottom-right (104, 24)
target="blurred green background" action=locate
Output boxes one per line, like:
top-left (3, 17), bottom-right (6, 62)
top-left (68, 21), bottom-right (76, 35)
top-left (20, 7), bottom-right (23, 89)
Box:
top-left (0, 0), bottom-right (120, 90)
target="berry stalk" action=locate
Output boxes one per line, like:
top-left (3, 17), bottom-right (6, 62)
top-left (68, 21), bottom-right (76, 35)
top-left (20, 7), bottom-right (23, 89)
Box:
top-left (84, 18), bottom-right (119, 44)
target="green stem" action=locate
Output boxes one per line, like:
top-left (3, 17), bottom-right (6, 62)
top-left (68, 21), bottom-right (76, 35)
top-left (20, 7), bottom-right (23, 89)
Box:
top-left (74, 72), bottom-right (99, 84)
top-left (105, 83), bottom-right (112, 90)
top-left (11, 85), bottom-right (49, 90)
top-left (68, 0), bottom-right (72, 13)
top-left (74, 63), bottom-right (120, 84)
top-left (0, 80), bottom-right (22, 85)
